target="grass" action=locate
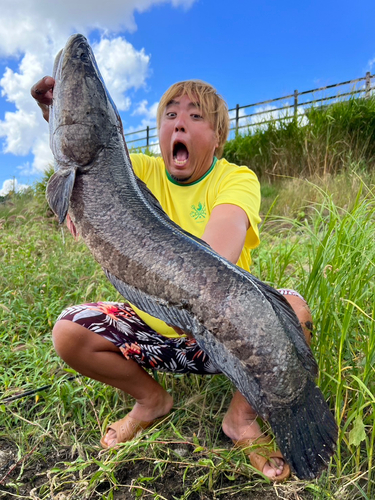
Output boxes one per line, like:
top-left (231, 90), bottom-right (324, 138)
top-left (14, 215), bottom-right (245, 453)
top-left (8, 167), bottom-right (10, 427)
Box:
top-left (0, 170), bottom-right (374, 499)
top-left (224, 95), bottom-right (375, 181)
top-left (255, 177), bottom-right (375, 497)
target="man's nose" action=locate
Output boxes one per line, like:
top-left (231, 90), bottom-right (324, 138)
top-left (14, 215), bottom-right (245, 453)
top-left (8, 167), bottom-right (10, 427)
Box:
top-left (175, 115), bottom-right (186, 132)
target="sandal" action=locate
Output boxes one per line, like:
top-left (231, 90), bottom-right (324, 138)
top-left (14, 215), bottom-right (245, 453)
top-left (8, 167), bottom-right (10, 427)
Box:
top-left (233, 435), bottom-right (291, 482)
top-left (100, 414), bottom-right (158, 449)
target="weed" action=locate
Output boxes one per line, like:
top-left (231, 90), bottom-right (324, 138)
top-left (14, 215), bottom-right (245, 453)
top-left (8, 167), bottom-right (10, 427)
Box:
top-left (224, 95), bottom-right (375, 182)
top-left (0, 176), bottom-right (374, 499)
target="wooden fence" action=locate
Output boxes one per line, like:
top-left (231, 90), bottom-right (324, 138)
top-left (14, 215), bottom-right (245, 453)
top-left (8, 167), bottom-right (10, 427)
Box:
top-left (124, 72), bottom-right (375, 151)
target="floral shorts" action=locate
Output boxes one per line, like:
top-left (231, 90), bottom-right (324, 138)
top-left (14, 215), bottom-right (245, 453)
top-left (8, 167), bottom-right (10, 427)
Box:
top-left (57, 290), bottom-right (305, 375)
top-left (57, 302), bottom-right (220, 375)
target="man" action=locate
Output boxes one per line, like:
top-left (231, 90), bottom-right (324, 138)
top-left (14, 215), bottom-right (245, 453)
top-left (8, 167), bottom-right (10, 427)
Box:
top-left (32, 77), bottom-right (313, 481)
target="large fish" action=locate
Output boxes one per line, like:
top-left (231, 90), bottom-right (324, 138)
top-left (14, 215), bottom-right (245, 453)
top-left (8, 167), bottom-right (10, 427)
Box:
top-left (46, 34), bottom-right (337, 479)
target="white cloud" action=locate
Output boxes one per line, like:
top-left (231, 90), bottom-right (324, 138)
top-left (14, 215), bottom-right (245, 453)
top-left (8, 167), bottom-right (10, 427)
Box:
top-left (0, 0), bottom-right (196, 58)
top-left (93, 38), bottom-right (150, 111)
top-left (0, 178), bottom-right (29, 196)
top-left (132, 99), bottom-right (159, 123)
top-left (0, 49), bottom-right (52, 160)
top-left (31, 134), bottom-right (54, 173)
top-left (1, 52), bottom-right (47, 109)
top-left (0, 109), bottom-right (39, 156)
top-left (0, 0), bottom-right (196, 179)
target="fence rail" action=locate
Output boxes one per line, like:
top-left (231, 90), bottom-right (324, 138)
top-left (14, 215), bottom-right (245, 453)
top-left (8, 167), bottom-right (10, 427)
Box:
top-left (124, 72), bottom-right (374, 151)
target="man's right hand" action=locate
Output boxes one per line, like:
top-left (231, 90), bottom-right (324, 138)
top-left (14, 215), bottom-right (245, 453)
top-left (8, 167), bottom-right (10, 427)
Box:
top-left (30, 76), bottom-right (55, 122)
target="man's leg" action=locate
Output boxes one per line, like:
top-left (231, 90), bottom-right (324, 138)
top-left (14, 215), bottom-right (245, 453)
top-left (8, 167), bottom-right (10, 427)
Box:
top-left (281, 291), bottom-right (313, 346)
top-left (222, 292), bottom-right (313, 480)
top-left (52, 300), bottom-right (219, 448)
top-left (52, 319), bottom-right (173, 447)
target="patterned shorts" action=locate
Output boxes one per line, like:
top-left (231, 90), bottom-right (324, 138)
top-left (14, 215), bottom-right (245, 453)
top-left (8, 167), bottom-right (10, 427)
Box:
top-left (57, 302), bottom-right (220, 375)
top-left (57, 290), bottom-right (305, 375)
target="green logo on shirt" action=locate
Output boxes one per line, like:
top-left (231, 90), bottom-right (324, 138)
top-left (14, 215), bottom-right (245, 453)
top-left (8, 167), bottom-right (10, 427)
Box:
top-left (190, 202), bottom-right (206, 221)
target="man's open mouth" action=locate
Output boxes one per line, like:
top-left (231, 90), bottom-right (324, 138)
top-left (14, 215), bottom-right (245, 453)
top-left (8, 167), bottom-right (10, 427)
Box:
top-left (173, 142), bottom-right (189, 166)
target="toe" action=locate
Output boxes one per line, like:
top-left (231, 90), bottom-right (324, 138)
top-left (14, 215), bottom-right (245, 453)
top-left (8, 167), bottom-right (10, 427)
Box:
top-left (104, 429), bottom-right (117, 447)
top-left (263, 458), bottom-right (284, 479)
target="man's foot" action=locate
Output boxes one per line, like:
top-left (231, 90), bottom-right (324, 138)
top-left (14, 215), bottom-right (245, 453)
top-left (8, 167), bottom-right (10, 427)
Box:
top-left (101, 392), bottom-right (173, 448)
top-left (232, 435), bottom-right (290, 482)
top-left (100, 414), bottom-right (161, 448)
top-left (222, 392), bottom-right (289, 481)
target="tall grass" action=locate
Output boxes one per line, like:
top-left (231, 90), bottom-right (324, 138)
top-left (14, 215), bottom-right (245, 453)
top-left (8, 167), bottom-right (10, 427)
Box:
top-left (0, 176), bottom-right (374, 499)
top-left (254, 178), bottom-right (375, 498)
top-left (224, 96), bottom-right (375, 180)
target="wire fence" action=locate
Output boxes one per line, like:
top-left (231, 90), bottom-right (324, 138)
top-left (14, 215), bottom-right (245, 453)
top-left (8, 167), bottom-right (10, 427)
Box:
top-left (124, 72), bottom-right (375, 152)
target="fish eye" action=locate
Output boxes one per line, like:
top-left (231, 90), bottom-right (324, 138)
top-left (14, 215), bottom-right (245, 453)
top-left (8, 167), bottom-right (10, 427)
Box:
top-left (80, 52), bottom-right (89, 62)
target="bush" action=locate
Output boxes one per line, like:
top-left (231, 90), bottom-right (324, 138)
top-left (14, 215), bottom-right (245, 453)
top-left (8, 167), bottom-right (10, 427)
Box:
top-left (224, 96), bottom-right (375, 180)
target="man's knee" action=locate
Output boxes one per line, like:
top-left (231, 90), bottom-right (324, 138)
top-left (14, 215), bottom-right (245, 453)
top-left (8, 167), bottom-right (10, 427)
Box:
top-left (52, 320), bottom-right (84, 361)
top-left (283, 294), bottom-right (313, 346)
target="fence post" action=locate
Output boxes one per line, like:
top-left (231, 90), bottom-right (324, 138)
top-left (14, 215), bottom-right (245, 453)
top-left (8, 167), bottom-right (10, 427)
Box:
top-left (294, 90), bottom-right (298, 119)
top-left (365, 72), bottom-right (371, 98)
top-left (235, 104), bottom-right (240, 134)
top-left (146, 126), bottom-right (150, 147)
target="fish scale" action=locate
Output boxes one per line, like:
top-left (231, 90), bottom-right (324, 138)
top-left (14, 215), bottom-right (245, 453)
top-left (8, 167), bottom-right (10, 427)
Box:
top-left (46, 33), bottom-right (338, 479)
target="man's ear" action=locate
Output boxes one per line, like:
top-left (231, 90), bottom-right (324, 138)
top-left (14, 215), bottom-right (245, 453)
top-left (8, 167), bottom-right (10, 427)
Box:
top-left (214, 133), bottom-right (219, 150)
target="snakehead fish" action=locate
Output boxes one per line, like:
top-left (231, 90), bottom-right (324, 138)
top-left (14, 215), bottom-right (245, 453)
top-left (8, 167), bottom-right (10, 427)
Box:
top-left (46, 34), bottom-right (337, 479)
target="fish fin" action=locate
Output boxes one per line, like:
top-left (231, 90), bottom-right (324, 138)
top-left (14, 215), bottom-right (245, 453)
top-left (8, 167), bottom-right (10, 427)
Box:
top-left (193, 327), bottom-right (264, 414)
top-left (52, 48), bottom-right (63, 78)
top-left (46, 168), bottom-right (76, 224)
top-left (106, 267), bottom-right (264, 414)
top-left (268, 377), bottom-right (338, 479)
top-left (257, 279), bottom-right (318, 377)
top-left (66, 213), bottom-right (79, 240)
top-left (135, 177), bottom-right (212, 249)
top-left (104, 268), bottom-right (197, 333)
top-left (239, 272), bottom-right (318, 377)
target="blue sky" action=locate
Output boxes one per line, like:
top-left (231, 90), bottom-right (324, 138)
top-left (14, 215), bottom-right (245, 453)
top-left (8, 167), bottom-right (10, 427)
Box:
top-left (1, 0), bottom-right (374, 195)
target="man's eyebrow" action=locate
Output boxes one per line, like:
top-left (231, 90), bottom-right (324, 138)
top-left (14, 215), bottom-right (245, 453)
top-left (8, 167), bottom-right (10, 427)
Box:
top-left (188, 101), bottom-right (201, 109)
top-left (166, 99), bottom-right (179, 108)
top-left (165, 99), bottom-right (201, 109)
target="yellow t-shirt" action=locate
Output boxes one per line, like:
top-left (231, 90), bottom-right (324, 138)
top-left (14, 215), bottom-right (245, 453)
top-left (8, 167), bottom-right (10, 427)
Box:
top-left (128, 153), bottom-right (261, 337)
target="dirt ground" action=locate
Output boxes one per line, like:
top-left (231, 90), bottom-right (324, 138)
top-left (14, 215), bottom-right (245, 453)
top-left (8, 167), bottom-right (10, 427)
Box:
top-left (0, 439), bottom-right (314, 500)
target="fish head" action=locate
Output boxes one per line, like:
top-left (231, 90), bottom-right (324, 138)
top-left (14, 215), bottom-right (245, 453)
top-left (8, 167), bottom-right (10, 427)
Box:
top-left (50, 33), bottom-right (121, 170)
top-left (47, 34), bottom-right (123, 224)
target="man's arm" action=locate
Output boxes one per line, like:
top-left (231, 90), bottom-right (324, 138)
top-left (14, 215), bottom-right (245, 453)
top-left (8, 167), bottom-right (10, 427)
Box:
top-left (201, 204), bottom-right (250, 264)
top-left (172, 204), bottom-right (250, 338)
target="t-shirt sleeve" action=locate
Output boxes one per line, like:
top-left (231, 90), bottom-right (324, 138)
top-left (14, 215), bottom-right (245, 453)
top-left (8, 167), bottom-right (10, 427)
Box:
top-left (129, 153), bottom-right (148, 181)
top-left (212, 166), bottom-right (261, 249)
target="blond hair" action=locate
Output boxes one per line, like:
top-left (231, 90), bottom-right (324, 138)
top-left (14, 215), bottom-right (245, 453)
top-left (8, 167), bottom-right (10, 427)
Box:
top-left (157, 80), bottom-right (230, 158)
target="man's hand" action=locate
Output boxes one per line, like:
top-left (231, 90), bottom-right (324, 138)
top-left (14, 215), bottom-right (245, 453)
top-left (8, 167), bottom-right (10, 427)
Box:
top-left (30, 76), bottom-right (55, 122)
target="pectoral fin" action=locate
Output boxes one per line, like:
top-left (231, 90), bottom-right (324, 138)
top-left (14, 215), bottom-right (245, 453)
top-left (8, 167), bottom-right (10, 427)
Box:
top-left (246, 274), bottom-right (318, 377)
top-left (104, 268), bottom-right (196, 333)
top-left (46, 168), bottom-right (76, 224)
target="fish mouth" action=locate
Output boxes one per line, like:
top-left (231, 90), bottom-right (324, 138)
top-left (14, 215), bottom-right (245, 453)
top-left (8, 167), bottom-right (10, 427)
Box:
top-left (58, 35), bottom-right (91, 74)
top-left (173, 141), bottom-right (189, 166)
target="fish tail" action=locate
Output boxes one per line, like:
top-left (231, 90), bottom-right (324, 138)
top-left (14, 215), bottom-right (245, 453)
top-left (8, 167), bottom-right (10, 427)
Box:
top-left (267, 378), bottom-right (338, 479)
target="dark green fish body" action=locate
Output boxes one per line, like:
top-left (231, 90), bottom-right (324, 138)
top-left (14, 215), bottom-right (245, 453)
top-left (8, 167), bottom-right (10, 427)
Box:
top-left (47, 34), bottom-right (337, 479)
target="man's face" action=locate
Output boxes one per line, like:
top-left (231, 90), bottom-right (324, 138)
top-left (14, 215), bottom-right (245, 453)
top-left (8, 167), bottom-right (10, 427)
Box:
top-left (159, 94), bottom-right (218, 184)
